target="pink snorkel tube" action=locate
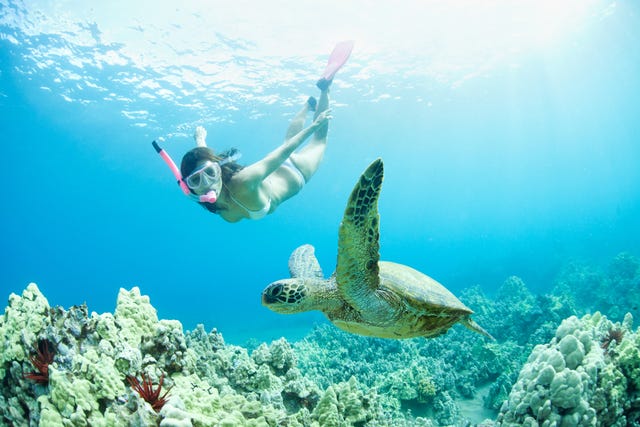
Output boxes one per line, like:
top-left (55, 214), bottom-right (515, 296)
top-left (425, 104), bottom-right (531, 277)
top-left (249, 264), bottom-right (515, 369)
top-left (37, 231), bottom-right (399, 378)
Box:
top-left (152, 141), bottom-right (218, 204)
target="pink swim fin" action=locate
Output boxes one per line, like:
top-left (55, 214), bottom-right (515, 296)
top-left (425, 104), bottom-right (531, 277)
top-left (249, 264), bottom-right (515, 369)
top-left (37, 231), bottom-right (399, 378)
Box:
top-left (317, 40), bottom-right (354, 90)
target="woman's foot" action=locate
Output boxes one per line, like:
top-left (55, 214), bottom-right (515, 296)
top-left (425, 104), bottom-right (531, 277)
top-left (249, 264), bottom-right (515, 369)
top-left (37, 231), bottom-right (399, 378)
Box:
top-left (307, 96), bottom-right (317, 112)
top-left (316, 78), bottom-right (332, 91)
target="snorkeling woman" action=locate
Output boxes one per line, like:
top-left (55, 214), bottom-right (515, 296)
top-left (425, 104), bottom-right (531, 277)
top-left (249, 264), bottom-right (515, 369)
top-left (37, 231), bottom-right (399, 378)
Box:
top-left (153, 41), bottom-right (353, 222)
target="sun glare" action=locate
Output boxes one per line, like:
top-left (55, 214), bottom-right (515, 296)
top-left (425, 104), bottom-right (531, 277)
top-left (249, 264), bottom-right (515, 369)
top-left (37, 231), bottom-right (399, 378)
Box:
top-left (1, 0), bottom-right (612, 113)
top-left (527, 0), bottom-right (594, 47)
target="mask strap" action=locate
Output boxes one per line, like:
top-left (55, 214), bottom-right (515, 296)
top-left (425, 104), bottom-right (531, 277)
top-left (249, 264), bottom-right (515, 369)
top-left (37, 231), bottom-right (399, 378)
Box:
top-left (219, 150), bottom-right (242, 165)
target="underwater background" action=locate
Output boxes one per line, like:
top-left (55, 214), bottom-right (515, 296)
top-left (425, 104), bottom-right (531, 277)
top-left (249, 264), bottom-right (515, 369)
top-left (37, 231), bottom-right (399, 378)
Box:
top-left (2, 0), bottom-right (639, 344)
top-left (2, 1), bottom-right (640, 425)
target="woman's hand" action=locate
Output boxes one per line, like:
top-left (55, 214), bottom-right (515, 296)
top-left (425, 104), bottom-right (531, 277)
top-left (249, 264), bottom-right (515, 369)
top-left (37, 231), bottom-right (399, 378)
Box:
top-left (312, 109), bottom-right (333, 128)
top-left (194, 126), bottom-right (208, 147)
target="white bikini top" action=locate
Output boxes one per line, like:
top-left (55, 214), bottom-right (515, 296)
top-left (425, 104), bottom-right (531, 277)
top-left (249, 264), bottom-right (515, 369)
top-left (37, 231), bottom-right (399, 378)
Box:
top-left (226, 191), bottom-right (271, 220)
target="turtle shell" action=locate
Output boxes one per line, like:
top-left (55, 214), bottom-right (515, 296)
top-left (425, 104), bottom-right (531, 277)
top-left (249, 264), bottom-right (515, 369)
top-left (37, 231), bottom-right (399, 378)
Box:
top-left (378, 261), bottom-right (472, 317)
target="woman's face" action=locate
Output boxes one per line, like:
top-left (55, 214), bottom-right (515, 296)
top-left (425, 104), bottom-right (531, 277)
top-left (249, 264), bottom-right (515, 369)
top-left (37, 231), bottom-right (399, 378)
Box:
top-left (185, 160), bottom-right (223, 196)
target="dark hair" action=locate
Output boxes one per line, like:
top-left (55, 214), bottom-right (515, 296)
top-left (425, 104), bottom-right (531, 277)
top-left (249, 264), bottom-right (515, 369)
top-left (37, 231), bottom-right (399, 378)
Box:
top-left (180, 147), bottom-right (243, 213)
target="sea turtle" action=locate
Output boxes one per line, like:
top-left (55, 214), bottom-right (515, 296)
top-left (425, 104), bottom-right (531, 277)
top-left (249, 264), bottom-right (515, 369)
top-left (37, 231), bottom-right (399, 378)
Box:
top-left (262, 159), bottom-right (493, 340)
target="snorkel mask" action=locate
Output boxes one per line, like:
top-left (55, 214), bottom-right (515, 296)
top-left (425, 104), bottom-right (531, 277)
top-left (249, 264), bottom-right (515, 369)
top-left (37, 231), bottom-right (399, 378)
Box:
top-left (152, 140), bottom-right (240, 204)
top-left (184, 161), bottom-right (222, 200)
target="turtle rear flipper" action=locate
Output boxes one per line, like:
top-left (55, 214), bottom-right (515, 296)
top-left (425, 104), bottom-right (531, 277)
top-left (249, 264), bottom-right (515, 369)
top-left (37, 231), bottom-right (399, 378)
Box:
top-left (461, 316), bottom-right (495, 340)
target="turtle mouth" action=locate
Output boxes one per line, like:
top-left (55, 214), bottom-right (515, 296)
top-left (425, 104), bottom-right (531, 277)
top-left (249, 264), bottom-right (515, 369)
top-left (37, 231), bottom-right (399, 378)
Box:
top-left (262, 292), bottom-right (279, 305)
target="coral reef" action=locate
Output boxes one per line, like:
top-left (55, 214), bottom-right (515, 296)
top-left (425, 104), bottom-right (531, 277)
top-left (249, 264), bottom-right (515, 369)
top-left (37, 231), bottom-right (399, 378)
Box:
top-left (295, 322), bottom-right (497, 425)
top-left (554, 252), bottom-right (640, 323)
top-left (4, 281), bottom-right (513, 426)
top-left (2, 252), bottom-right (639, 426)
top-left (0, 284), bottom-right (382, 426)
top-left (496, 312), bottom-right (640, 426)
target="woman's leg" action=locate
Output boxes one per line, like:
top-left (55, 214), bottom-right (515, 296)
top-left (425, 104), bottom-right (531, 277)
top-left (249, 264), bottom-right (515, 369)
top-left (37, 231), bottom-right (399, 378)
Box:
top-left (290, 89), bottom-right (330, 180)
top-left (312, 88), bottom-right (329, 138)
top-left (284, 97), bottom-right (316, 140)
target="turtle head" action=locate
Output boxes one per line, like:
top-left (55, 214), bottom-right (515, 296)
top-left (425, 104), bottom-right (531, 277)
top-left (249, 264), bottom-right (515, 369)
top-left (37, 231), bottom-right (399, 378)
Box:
top-left (262, 278), bottom-right (327, 314)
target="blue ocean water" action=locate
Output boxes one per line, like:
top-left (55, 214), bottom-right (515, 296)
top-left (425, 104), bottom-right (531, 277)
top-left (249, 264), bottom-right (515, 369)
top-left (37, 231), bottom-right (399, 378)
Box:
top-left (1, 0), bottom-right (639, 345)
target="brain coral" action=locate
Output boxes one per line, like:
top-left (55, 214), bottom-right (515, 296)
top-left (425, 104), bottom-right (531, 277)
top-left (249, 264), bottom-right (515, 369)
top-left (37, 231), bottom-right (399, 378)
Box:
top-left (496, 312), bottom-right (640, 426)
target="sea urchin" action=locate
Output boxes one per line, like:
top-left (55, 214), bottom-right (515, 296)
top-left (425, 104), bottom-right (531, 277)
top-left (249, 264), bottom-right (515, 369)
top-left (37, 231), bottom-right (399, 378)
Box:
top-left (127, 372), bottom-right (172, 412)
top-left (24, 339), bottom-right (55, 384)
top-left (601, 327), bottom-right (625, 353)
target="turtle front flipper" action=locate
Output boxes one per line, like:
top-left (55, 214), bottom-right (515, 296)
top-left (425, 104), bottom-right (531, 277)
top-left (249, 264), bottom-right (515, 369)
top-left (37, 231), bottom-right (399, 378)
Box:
top-left (336, 159), bottom-right (384, 309)
top-left (289, 244), bottom-right (324, 279)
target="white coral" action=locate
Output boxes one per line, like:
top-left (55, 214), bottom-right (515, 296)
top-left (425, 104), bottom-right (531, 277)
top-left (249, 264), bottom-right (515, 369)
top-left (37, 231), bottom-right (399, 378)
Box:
top-left (497, 314), bottom-right (612, 426)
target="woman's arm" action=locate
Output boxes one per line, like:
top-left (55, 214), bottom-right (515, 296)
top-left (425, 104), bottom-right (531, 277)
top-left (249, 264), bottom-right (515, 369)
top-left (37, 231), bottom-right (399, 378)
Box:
top-left (238, 110), bottom-right (332, 184)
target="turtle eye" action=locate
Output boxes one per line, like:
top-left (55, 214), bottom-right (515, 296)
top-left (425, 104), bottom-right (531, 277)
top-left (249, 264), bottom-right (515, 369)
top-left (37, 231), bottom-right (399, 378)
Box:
top-left (269, 284), bottom-right (283, 297)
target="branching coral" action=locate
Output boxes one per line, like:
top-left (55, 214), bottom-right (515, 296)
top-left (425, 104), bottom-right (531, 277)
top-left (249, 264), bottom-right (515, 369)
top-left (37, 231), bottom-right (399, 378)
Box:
top-left (127, 372), bottom-right (172, 412)
top-left (23, 338), bottom-right (55, 384)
